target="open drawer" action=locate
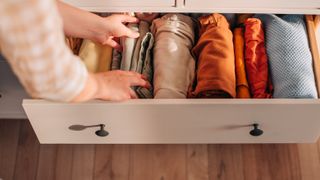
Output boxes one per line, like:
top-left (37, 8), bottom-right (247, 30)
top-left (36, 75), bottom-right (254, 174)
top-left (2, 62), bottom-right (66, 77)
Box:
top-left (23, 99), bottom-right (320, 144)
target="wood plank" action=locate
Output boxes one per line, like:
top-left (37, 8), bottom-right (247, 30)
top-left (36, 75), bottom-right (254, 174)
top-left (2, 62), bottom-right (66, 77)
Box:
top-left (151, 145), bottom-right (187, 180)
top-left (0, 120), bottom-right (21, 180)
top-left (13, 120), bottom-right (40, 180)
top-left (129, 145), bottom-right (153, 180)
top-left (55, 145), bottom-right (74, 180)
top-left (186, 145), bottom-right (209, 180)
top-left (71, 145), bottom-right (95, 180)
top-left (36, 145), bottom-right (58, 180)
top-left (298, 143), bottom-right (320, 180)
top-left (242, 144), bottom-right (301, 180)
top-left (94, 145), bottom-right (130, 180)
top-left (208, 145), bottom-right (244, 180)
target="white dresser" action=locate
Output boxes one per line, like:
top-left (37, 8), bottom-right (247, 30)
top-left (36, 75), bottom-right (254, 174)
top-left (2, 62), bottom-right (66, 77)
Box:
top-left (3, 0), bottom-right (320, 144)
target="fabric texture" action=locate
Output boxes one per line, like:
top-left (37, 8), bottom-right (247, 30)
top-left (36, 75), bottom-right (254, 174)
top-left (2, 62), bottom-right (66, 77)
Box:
top-left (120, 23), bottom-right (139, 71)
top-left (135, 13), bottom-right (159, 23)
top-left (135, 32), bottom-right (154, 98)
top-left (151, 14), bottom-right (196, 98)
top-left (306, 15), bottom-right (320, 97)
top-left (244, 18), bottom-right (273, 98)
top-left (234, 27), bottom-right (251, 98)
top-left (111, 48), bottom-right (121, 70)
top-left (65, 37), bottom-right (83, 55)
top-left (79, 39), bottom-right (112, 73)
top-left (191, 13), bottom-right (236, 98)
top-left (256, 14), bottom-right (317, 98)
top-left (0, 0), bottom-right (88, 101)
top-left (131, 21), bottom-right (150, 72)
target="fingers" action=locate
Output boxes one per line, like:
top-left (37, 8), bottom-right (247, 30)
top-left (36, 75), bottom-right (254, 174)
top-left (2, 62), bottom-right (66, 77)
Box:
top-left (122, 26), bottom-right (140, 38)
top-left (120, 15), bottom-right (139, 23)
top-left (103, 39), bottom-right (122, 51)
top-left (129, 89), bottom-right (138, 99)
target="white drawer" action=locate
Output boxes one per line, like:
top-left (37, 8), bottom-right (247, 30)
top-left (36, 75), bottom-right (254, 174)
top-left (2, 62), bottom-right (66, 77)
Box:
top-left (23, 99), bottom-right (320, 144)
top-left (0, 59), bottom-right (28, 119)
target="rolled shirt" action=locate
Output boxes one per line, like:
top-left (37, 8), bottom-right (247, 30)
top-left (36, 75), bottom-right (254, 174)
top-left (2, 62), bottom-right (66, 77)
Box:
top-left (234, 27), bottom-right (251, 98)
top-left (111, 48), bottom-right (121, 70)
top-left (244, 18), bottom-right (273, 98)
top-left (151, 14), bottom-right (196, 99)
top-left (79, 39), bottom-right (112, 73)
top-left (131, 21), bottom-right (150, 72)
top-left (305, 15), bottom-right (320, 97)
top-left (192, 13), bottom-right (236, 98)
top-left (135, 32), bottom-right (155, 98)
top-left (255, 14), bottom-right (317, 98)
top-left (120, 23), bottom-right (139, 71)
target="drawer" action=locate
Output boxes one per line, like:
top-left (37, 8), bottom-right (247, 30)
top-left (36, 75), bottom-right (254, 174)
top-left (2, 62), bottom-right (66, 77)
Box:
top-left (0, 58), bottom-right (28, 119)
top-left (23, 99), bottom-right (320, 144)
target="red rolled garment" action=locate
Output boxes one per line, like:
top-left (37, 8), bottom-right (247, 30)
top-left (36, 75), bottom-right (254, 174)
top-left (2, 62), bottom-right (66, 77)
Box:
top-left (191, 13), bottom-right (236, 98)
top-left (244, 18), bottom-right (273, 98)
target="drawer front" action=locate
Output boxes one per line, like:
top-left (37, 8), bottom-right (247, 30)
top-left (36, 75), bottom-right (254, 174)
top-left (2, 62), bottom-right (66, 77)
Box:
top-left (23, 100), bottom-right (320, 144)
top-left (63, 0), bottom-right (175, 8)
top-left (185, 0), bottom-right (320, 9)
top-left (0, 59), bottom-right (28, 119)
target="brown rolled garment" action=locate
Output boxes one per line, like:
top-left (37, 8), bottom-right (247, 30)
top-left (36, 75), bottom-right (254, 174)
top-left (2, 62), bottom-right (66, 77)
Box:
top-left (306, 15), bottom-right (320, 97)
top-left (151, 14), bottom-right (196, 98)
top-left (191, 13), bottom-right (236, 98)
top-left (65, 37), bottom-right (83, 55)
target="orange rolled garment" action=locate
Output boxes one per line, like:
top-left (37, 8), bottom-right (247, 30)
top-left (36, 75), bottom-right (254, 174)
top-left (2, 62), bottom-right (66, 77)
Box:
top-left (192, 14), bottom-right (236, 98)
top-left (244, 18), bottom-right (273, 98)
top-left (305, 15), bottom-right (320, 97)
top-left (234, 27), bottom-right (251, 98)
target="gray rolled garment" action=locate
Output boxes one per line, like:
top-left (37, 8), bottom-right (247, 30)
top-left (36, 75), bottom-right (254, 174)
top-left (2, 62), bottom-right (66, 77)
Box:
top-left (151, 14), bottom-right (196, 98)
top-left (120, 23), bottom-right (139, 71)
top-left (255, 14), bottom-right (317, 98)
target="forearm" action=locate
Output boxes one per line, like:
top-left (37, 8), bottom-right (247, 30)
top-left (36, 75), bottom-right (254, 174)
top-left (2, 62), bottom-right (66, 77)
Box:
top-left (57, 1), bottom-right (104, 40)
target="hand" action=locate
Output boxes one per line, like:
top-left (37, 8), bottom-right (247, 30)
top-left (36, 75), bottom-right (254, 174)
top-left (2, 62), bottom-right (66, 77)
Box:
top-left (94, 14), bottom-right (140, 51)
top-left (72, 71), bottom-right (151, 102)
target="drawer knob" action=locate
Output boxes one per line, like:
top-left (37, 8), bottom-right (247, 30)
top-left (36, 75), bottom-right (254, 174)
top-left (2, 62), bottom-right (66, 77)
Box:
top-left (250, 123), bottom-right (263, 137)
top-left (95, 124), bottom-right (109, 137)
top-left (69, 124), bottom-right (109, 137)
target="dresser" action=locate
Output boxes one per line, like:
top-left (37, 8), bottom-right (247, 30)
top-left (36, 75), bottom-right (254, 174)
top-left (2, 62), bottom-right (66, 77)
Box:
top-left (1, 0), bottom-right (320, 144)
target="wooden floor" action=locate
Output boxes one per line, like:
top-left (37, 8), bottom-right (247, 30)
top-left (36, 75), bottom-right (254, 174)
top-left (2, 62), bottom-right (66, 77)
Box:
top-left (1, 120), bottom-right (320, 180)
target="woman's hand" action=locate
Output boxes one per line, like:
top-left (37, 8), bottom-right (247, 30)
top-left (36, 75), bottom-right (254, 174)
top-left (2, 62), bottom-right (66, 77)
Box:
top-left (94, 14), bottom-right (140, 50)
top-left (72, 71), bottom-right (151, 102)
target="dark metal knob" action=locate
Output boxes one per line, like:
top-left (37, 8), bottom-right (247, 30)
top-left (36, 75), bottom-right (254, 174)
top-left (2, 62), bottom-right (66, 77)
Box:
top-left (69, 124), bottom-right (109, 137)
top-left (95, 124), bottom-right (109, 137)
top-left (250, 123), bottom-right (263, 137)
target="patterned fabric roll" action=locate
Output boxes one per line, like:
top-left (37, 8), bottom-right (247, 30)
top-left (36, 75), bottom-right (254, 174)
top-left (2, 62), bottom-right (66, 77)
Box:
top-left (192, 13), bottom-right (236, 98)
top-left (151, 14), bottom-right (196, 98)
top-left (244, 18), bottom-right (273, 98)
top-left (256, 14), bottom-right (317, 98)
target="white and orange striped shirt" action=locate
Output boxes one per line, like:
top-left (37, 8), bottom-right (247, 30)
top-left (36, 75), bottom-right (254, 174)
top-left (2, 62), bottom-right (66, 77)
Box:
top-left (0, 0), bottom-right (88, 102)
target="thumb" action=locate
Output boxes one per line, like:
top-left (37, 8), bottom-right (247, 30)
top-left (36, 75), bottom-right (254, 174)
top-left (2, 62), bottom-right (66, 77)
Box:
top-left (120, 15), bottom-right (139, 23)
top-left (121, 25), bottom-right (140, 38)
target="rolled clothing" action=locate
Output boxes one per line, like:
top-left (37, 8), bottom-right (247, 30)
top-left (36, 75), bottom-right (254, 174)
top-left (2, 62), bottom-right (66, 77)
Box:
top-left (256, 14), bottom-right (317, 98)
top-left (79, 39), bottom-right (112, 73)
top-left (135, 13), bottom-right (159, 24)
top-left (131, 21), bottom-right (150, 72)
top-left (120, 23), bottom-right (139, 71)
top-left (191, 13), bottom-right (236, 98)
top-left (234, 27), bottom-right (251, 98)
top-left (111, 48), bottom-right (121, 70)
top-left (305, 15), bottom-right (320, 97)
top-left (244, 18), bottom-right (273, 98)
top-left (151, 14), bottom-right (196, 98)
top-left (136, 32), bottom-right (155, 98)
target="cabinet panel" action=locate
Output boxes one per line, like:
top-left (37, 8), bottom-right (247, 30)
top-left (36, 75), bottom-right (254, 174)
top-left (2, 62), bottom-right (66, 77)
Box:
top-left (23, 99), bottom-right (320, 144)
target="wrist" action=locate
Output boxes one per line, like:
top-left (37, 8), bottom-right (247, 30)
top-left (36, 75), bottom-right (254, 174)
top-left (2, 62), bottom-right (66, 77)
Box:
top-left (71, 73), bottom-right (99, 102)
